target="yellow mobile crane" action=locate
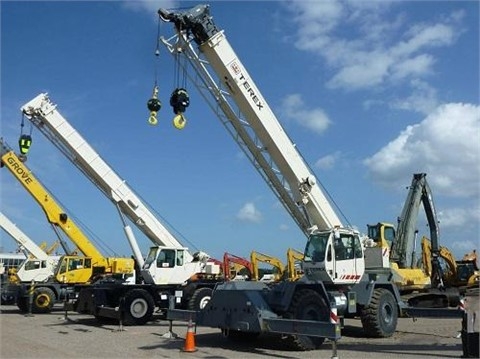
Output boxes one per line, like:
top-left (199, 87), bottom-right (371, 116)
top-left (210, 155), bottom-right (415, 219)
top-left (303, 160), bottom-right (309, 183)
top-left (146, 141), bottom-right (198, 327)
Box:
top-left (0, 139), bottom-right (134, 313)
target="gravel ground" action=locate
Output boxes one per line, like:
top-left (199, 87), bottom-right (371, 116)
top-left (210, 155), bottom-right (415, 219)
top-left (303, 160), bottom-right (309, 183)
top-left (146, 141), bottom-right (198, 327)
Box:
top-left (0, 304), bottom-right (467, 359)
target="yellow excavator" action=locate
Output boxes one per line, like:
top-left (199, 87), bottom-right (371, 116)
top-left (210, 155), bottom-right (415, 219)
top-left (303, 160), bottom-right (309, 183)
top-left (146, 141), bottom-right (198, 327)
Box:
top-left (366, 173), bottom-right (459, 307)
top-left (421, 238), bottom-right (479, 291)
top-left (1, 139), bottom-right (134, 312)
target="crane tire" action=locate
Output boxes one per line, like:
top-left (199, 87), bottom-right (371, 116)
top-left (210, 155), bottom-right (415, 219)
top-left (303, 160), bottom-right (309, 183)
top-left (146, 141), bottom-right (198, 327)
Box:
top-left (123, 289), bottom-right (155, 326)
top-left (284, 288), bottom-right (329, 351)
top-left (188, 287), bottom-right (212, 311)
top-left (32, 287), bottom-right (56, 313)
top-left (360, 287), bottom-right (398, 338)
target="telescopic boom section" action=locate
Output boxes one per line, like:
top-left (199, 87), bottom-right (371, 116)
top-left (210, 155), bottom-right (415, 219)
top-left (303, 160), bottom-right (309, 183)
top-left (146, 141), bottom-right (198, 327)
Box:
top-left (0, 140), bottom-right (105, 262)
top-left (0, 211), bottom-right (49, 260)
top-left (159, 5), bottom-right (342, 235)
top-left (20, 94), bottom-right (193, 263)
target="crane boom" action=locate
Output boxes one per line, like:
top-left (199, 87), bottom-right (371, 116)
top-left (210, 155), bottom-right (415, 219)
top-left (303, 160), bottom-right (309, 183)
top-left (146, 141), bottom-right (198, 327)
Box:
top-left (158, 4), bottom-right (365, 287)
top-left (20, 93), bottom-right (195, 265)
top-left (159, 5), bottom-right (342, 235)
top-left (0, 140), bottom-right (106, 261)
top-left (0, 212), bottom-right (49, 260)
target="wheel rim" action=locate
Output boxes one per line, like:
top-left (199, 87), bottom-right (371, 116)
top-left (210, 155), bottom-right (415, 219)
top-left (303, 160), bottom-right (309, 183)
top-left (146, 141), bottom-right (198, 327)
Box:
top-left (35, 294), bottom-right (51, 308)
top-left (381, 303), bottom-right (393, 324)
top-left (130, 298), bottom-right (148, 318)
top-left (199, 295), bottom-right (211, 309)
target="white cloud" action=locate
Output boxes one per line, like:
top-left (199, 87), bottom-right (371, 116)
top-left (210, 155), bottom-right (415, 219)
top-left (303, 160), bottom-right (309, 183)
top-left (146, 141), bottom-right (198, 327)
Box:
top-left (285, 2), bottom-right (462, 91)
top-left (390, 79), bottom-right (439, 115)
top-left (279, 224), bottom-right (289, 231)
top-left (364, 102), bottom-right (480, 198)
top-left (237, 202), bottom-right (262, 223)
top-left (121, 1), bottom-right (178, 18)
top-left (391, 54), bottom-right (435, 81)
top-left (280, 94), bottom-right (331, 134)
top-left (315, 151), bottom-right (342, 170)
top-left (438, 206), bottom-right (480, 228)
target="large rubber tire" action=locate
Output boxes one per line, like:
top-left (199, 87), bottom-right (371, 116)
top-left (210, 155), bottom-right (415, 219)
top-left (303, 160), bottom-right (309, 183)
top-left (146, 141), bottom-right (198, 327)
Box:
top-left (284, 288), bottom-right (329, 351)
top-left (32, 287), bottom-right (56, 313)
top-left (360, 288), bottom-right (398, 338)
top-left (122, 289), bottom-right (155, 326)
top-left (187, 287), bottom-right (212, 311)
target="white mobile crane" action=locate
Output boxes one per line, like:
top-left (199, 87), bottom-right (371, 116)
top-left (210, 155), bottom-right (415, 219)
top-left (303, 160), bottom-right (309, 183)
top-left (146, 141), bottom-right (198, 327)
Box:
top-left (20, 93), bottom-right (222, 325)
top-left (158, 6), bottom-right (466, 350)
top-left (157, 4), bottom-right (408, 350)
top-left (0, 211), bottom-right (60, 284)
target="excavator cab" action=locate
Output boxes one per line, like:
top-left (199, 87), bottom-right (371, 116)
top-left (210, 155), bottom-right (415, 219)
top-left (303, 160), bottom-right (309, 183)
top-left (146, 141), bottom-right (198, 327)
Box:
top-left (367, 222), bottom-right (395, 250)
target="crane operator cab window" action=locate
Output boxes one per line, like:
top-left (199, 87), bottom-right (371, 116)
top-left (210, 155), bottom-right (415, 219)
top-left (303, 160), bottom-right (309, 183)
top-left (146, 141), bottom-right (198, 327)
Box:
top-left (24, 260), bottom-right (42, 271)
top-left (157, 249), bottom-right (176, 268)
top-left (58, 257), bottom-right (92, 274)
top-left (334, 236), bottom-right (362, 260)
top-left (334, 238), bottom-right (347, 260)
top-left (304, 233), bottom-right (329, 262)
top-left (176, 250), bottom-right (184, 266)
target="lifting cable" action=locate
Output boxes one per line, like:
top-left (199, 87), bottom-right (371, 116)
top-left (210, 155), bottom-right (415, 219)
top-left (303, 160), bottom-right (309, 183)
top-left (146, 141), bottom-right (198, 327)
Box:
top-left (170, 44), bottom-right (189, 130)
top-left (147, 18), bottom-right (162, 126)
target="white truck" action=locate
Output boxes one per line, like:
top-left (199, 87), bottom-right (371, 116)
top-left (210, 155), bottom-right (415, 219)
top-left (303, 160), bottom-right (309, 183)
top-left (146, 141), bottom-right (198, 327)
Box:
top-left (20, 93), bottom-right (223, 324)
top-left (157, 4), bottom-right (464, 350)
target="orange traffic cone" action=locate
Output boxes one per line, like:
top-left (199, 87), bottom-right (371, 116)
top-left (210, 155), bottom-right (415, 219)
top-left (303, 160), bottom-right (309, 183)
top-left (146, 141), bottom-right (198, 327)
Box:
top-left (182, 319), bottom-right (197, 352)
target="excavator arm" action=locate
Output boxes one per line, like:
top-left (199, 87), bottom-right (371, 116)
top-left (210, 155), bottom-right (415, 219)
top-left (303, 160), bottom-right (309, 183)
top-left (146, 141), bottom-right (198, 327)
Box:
top-left (250, 251), bottom-right (285, 282)
top-left (286, 248), bottom-right (304, 281)
top-left (222, 252), bottom-right (253, 281)
top-left (389, 173), bottom-right (443, 287)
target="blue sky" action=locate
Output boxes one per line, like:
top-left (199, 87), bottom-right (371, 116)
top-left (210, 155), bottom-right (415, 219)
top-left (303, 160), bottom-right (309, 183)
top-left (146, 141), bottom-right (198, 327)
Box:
top-left (1, 0), bottom-right (479, 265)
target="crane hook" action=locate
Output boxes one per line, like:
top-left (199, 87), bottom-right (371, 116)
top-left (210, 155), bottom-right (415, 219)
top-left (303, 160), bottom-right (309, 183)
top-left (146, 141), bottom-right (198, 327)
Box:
top-left (170, 88), bottom-right (189, 130)
top-left (147, 86), bottom-right (162, 125)
top-left (18, 134), bottom-right (32, 161)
